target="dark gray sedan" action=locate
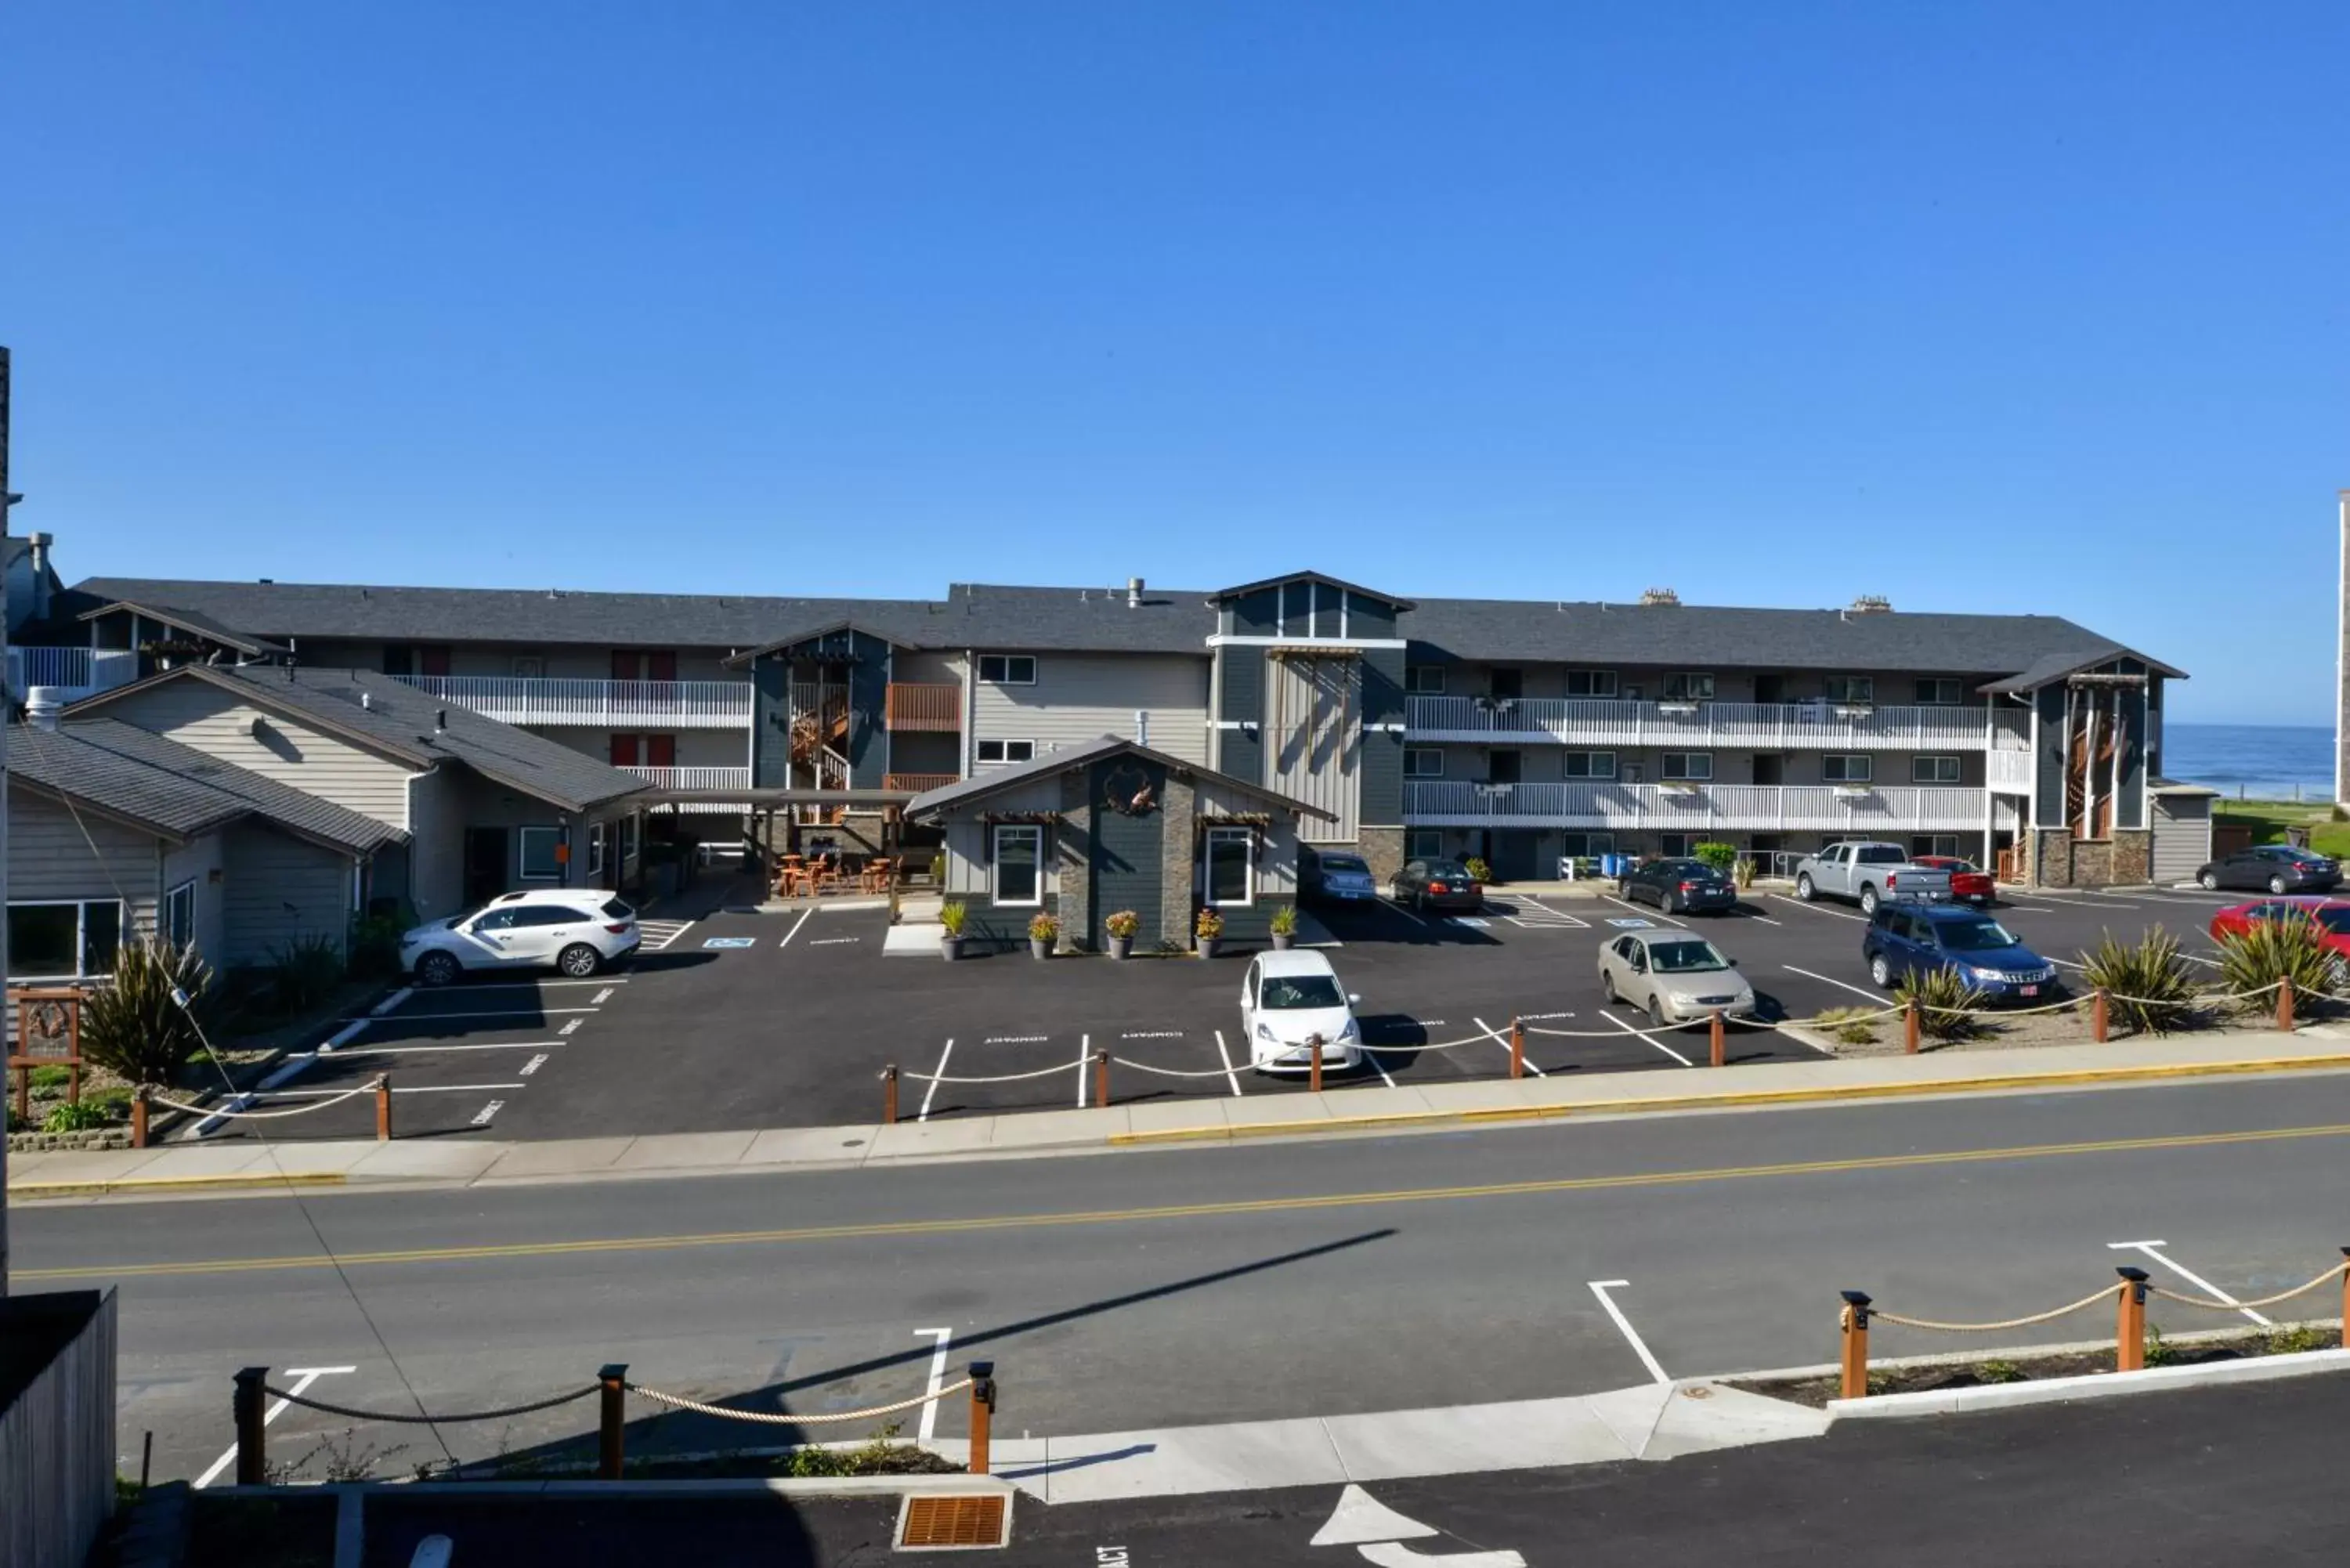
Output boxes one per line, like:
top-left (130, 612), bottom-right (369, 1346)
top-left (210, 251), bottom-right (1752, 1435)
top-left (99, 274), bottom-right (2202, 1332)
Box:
top-left (2196, 844), bottom-right (2341, 895)
top-left (1618, 858), bottom-right (1737, 916)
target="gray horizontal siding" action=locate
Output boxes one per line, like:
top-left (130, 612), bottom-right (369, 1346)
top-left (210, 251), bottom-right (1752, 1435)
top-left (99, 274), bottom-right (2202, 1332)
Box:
top-left (94, 681), bottom-right (415, 828)
top-left (222, 824), bottom-right (353, 967)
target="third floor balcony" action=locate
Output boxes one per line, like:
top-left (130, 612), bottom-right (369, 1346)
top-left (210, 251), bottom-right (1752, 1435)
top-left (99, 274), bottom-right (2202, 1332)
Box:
top-left (1404, 695), bottom-right (2027, 751)
top-left (396, 674), bottom-right (753, 728)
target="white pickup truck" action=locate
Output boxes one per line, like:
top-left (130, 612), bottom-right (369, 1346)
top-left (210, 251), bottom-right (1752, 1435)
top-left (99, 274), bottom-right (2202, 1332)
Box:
top-left (1792, 841), bottom-right (1953, 914)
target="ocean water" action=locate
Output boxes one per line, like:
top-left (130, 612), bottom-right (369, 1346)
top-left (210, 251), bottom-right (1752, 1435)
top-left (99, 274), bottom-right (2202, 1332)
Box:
top-left (2163, 723), bottom-right (2334, 801)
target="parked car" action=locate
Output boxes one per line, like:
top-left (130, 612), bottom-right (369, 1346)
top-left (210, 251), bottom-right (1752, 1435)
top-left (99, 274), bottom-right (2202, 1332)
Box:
top-left (1597, 930), bottom-right (1757, 1027)
top-left (402, 890), bottom-right (641, 985)
top-left (1302, 847), bottom-right (1379, 905)
top-left (1794, 841), bottom-right (1954, 914)
top-left (1390, 858), bottom-right (1484, 913)
top-left (1861, 904), bottom-right (2058, 1000)
top-left (1910, 855), bottom-right (1994, 907)
top-left (2209, 897), bottom-right (2350, 961)
top-left (1616, 858), bottom-right (1737, 916)
top-left (2196, 844), bottom-right (2342, 895)
top-left (1239, 949), bottom-right (1362, 1071)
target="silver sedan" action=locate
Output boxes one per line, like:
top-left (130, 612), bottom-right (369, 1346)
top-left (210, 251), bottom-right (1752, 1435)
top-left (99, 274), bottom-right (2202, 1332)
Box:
top-left (1597, 931), bottom-right (1757, 1028)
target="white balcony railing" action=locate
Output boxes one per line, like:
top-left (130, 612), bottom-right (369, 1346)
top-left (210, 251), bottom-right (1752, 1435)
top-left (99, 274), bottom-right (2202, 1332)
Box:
top-left (395, 676), bottom-right (753, 728)
top-left (5, 646), bottom-right (139, 703)
top-left (1405, 696), bottom-right (2027, 752)
top-left (1403, 780), bottom-right (1985, 832)
top-left (1987, 748), bottom-right (2034, 792)
top-left (622, 765), bottom-right (751, 790)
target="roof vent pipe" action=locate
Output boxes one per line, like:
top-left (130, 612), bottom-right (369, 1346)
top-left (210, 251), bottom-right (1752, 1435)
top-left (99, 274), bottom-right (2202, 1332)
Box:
top-left (25, 686), bottom-right (63, 732)
top-left (27, 533), bottom-right (52, 617)
top-left (435, 708), bottom-right (447, 734)
top-left (360, 691), bottom-right (372, 711)
top-left (1128, 576), bottom-right (1144, 608)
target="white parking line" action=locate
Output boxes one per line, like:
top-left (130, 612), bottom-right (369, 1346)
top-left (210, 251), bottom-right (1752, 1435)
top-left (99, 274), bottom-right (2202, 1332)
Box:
top-left (777, 909), bottom-right (813, 949)
top-left (258, 1082), bottom-right (530, 1096)
top-left (193, 1366), bottom-right (356, 1487)
top-left (914, 1328), bottom-right (955, 1443)
top-left (1076, 1033), bottom-right (1091, 1109)
top-left (1384, 898), bottom-right (1426, 927)
top-left (2110, 1239), bottom-right (2275, 1328)
top-left (357, 1007), bottom-right (602, 1021)
top-left (1770, 894), bottom-right (1869, 923)
top-left (471, 1099), bottom-right (506, 1126)
top-left (289, 1041), bottom-right (569, 1058)
top-left (1474, 1013), bottom-right (1543, 1078)
top-left (2023, 893), bottom-right (2138, 909)
top-left (1604, 894), bottom-right (1687, 929)
top-left (1781, 964), bottom-right (1885, 1003)
top-left (638, 919), bottom-right (696, 951)
top-left (519, 1053), bottom-right (549, 1077)
top-left (1599, 1009), bottom-right (1694, 1067)
top-left (1588, 1281), bottom-right (1669, 1385)
top-left (808, 937), bottom-right (860, 945)
top-left (1213, 1029), bottom-right (1244, 1096)
top-left (591, 987), bottom-right (614, 1005)
top-left (1365, 1049), bottom-right (1398, 1089)
top-left (560, 1018), bottom-right (584, 1035)
top-left (1738, 911), bottom-right (1784, 926)
top-left (460, 977), bottom-right (629, 989)
top-left (918, 1039), bottom-right (954, 1122)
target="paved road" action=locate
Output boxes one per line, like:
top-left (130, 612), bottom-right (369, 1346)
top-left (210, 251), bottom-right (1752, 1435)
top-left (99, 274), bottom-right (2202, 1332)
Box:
top-left (22, 1071), bottom-right (2350, 1483)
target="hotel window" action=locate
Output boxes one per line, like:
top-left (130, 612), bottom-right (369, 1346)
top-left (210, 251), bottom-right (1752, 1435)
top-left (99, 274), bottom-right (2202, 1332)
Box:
top-left (1405, 666), bottom-right (1448, 695)
top-left (1564, 670), bottom-right (1618, 698)
top-left (1661, 753), bottom-right (1712, 782)
top-left (1560, 833), bottom-right (1614, 857)
top-left (1824, 754), bottom-right (1873, 783)
top-left (1660, 673), bottom-right (1715, 702)
top-left (977, 739), bottom-right (1036, 764)
top-left (1825, 676), bottom-right (1875, 704)
top-left (1562, 752), bottom-right (1616, 779)
top-left (1403, 749), bottom-right (1445, 778)
top-left (1205, 827), bottom-right (1255, 907)
top-left (1405, 830), bottom-right (1444, 859)
top-left (992, 825), bottom-right (1044, 906)
top-left (978, 655), bottom-right (1036, 685)
top-left (1659, 833), bottom-right (1696, 858)
top-left (1914, 678), bottom-right (1963, 706)
top-left (1911, 836), bottom-right (1961, 858)
top-left (519, 826), bottom-right (563, 880)
top-left (7, 900), bottom-right (122, 981)
top-left (1912, 755), bottom-right (1963, 784)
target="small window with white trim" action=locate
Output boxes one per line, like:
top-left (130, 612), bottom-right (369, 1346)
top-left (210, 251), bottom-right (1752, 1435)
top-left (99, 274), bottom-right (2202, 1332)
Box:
top-left (164, 880), bottom-right (197, 950)
top-left (1911, 755), bottom-right (1963, 784)
top-left (1405, 666), bottom-right (1448, 695)
top-left (1403, 748), bottom-right (1445, 778)
top-left (1205, 827), bottom-right (1255, 907)
top-left (978, 654), bottom-right (1036, 685)
top-left (1564, 670), bottom-right (1618, 698)
top-left (1914, 678), bottom-right (1963, 706)
top-left (992, 825), bottom-right (1044, 906)
top-left (1912, 835), bottom-right (1962, 858)
top-left (1826, 676), bottom-right (1875, 705)
top-left (519, 826), bottom-right (562, 880)
top-left (1661, 752), bottom-right (1712, 781)
top-left (1824, 754), bottom-right (1873, 783)
top-left (7, 900), bottom-right (123, 981)
top-left (977, 739), bottom-right (1036, 765)
top-left (1660, 673), bottom-right (1715, 702)
top-left (1563, 751), bottom-right (1615, 779)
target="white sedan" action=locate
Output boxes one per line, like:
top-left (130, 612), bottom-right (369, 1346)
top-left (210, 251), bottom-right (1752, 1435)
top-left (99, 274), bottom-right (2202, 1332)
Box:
top-left (1240, 950), bottom-right (1363, 1072)
top-left (402, 891), bottom-right (642, 985)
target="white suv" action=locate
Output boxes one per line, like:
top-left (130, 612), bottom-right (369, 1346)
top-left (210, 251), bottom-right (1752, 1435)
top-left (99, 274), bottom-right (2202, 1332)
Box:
top-left (401, 891), bottom-right (642, 985)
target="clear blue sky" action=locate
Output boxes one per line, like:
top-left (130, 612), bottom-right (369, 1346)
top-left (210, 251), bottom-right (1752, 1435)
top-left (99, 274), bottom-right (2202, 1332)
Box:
top-left (5, 3), bottom-right (2345, 723)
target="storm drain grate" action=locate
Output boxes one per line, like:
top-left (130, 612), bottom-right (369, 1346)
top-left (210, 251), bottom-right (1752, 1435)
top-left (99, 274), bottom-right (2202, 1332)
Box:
top-left (896, 1493), bottom-right (1010, 1550)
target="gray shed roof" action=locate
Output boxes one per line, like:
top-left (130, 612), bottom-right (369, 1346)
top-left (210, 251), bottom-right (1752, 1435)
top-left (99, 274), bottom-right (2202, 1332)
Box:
top-left (9, 719), bottom-right (404, 854)
top-left (906, 733), bottom-right (1334, 822)
top-left (72, 666), bottom-right (652, 815)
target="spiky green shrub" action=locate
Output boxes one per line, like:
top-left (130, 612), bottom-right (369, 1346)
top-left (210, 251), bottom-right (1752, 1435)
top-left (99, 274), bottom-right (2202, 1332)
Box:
top-left (2078, 930), bottom-right (2200, 1035)
top-left (268, 934), bottom-right (346, 1014)
top-left (81, 941), bottom-right (214, 1086)
top-left (1811, 1006), bottom-right (1880, 1046)
top-left (1893, 964), bottom-right (1987, 1042)
top-left (2216, 912), bottom-right (2337, 1014)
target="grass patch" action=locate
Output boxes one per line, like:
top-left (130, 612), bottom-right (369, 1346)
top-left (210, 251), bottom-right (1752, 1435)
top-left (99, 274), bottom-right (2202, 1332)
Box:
top-left (2214, 800), bottom-right (2350, 860)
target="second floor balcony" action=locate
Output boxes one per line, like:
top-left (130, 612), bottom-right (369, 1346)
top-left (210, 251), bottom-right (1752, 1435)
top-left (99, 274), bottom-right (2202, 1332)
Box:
top-left (1404, 779), bottom-right (1985, 832)
top-left (6, 646), bottom-right (139, 704)
top-left (397, 675), bottom-right (753, 728)
top-left (884, 682), bottom-right (961, 732)
top-left (1405, 695), bottom-right (2027, 752)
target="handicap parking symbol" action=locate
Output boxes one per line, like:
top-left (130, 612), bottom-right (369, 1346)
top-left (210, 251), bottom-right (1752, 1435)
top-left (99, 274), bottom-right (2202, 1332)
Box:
top-left (702, 936), bottom-right (758, 949)
top-left (1605, 917), bottom-right (1654, 929)
top-left (1446, 916), bottom-right (1491, 928)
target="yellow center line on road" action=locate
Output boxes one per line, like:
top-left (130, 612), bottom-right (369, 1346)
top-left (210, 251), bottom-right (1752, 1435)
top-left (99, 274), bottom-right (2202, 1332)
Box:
top-left (20, 1121), bottom-right (2350, 1283)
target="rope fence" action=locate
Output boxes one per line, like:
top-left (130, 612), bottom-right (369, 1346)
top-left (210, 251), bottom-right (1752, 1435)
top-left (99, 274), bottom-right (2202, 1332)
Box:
top-left (626, 1378), bottom-right (974, 1425)
top-left (146, 1083), bottom-right (378, 1121)
top-left (262, 1383), bottom-right (600, 1424)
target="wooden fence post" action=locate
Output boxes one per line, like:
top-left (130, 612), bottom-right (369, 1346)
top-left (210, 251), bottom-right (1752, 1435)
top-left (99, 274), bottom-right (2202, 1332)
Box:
top-left (2277, 981), bottom-right (2296, 1033)
top-left (1309, 1035), bottom-right (1324, 1094)
top-left (1838, 1292), bottom-right (1871, 1400)
top-left (2115, 1269), bottom-right (2149, 1371)
top-left (1510, 1017), bottom-right (1525, 1080)
top-left (233, 1367), bottom-right (269, 1486)
top-left (374, 1074), bottom-right (392, 1141)
top-left (2092, 988), bottom-right (2110, 1043)
top-left (1093, 1049), bottom-right (1110, 1110)
top-left (1904, 998), bottom-right (1921, 1054)
top-left (1709, 1010), bottom-right (1726, 1068)
top-left (598, 1364), bottom-right (628, 1479)
top-left (967, 1360), bottom-right (996, 1475)
top-left (882, 1064), bottom-right (899, 1125)
top-left (132, 1085), bottom-right (150, 1150)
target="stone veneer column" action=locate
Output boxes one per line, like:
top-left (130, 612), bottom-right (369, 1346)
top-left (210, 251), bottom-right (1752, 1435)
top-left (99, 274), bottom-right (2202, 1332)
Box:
top-left (1058, 771), bottom-right (1093, 952)
top-left (1357, 827), bottom-right (1405, 887)
top-left (1160, 772), bottom-right (1197, 950)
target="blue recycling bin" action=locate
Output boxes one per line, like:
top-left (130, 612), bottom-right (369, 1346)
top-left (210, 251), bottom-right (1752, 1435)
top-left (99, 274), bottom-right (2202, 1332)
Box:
top-left (1600, 853), bottom-right (1626, 879)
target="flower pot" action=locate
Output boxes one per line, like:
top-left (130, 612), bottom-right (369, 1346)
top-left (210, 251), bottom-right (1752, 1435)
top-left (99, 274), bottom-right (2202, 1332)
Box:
top-left (1271, 931), bottom-right (1294, 952)
top-left (1108, 935), bottom-right (1133, 960)
top-left (1029, 938), bottom-right (1052, 960)
top-left (941, 935), bottom-right (964, 962)
top-left (1198, 937), bottom-right (1221, 960)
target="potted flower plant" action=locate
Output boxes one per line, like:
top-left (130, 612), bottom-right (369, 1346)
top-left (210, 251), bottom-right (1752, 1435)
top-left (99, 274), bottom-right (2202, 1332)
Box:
top-left (1104, 909), bottom-right (1140, 959)
top-left (939, 900), bottom-right (967, 961)
top-left (1028, 911), bottom-right (1059, 960)
top-left (1195, 907), bottom-right (1226, 959)
top-left (1269, 903), bottom-right (1299, 952)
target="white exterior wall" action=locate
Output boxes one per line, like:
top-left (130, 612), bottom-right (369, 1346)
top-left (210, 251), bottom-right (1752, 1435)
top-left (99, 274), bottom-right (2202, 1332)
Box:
top-left (92, 681), bottom-right (416, 829)
top-left (969, 654), bottom-right (1209, 771)
top-left (221, 824), bottom-right (353, 966)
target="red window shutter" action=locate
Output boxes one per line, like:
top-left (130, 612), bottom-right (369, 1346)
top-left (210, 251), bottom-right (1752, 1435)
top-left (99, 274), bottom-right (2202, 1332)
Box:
top-left (421, 646), bottom-right (452, 677)
top-left (646, 734), bottom-right (676, 768)
top-left (609, 735), bottom-right (640, 766)
top-left (648, 651), bottom-right (678, 683)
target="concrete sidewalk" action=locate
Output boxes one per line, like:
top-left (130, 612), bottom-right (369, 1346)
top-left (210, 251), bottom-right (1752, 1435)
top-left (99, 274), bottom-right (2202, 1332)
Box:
top-left (13, 1024), bottom-right (2350, 1201)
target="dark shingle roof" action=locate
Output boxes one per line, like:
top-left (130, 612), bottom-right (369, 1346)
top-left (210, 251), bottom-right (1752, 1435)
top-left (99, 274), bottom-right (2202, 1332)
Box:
top-left (75, 666), bottom-right (652, 814)
top-left (70, 596), bottom-right (287, 656)
top-left (9, 719), bottom-right (403, 854)
top-left (906, 733), bottom-right (1334, 822)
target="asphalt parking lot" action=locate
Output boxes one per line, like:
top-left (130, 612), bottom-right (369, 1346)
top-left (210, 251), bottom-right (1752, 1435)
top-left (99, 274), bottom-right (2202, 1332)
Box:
top-left (187, 878), bottom-right (2261, 1143)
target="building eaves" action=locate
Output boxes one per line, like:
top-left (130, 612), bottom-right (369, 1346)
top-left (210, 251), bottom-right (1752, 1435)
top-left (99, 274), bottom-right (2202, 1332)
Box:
top-left (73, 597), bottom-right (287, 657)
top-left (1206, 571), bottom-right (1416, 611)
top-left (720, 618), bottom-right (921, 669)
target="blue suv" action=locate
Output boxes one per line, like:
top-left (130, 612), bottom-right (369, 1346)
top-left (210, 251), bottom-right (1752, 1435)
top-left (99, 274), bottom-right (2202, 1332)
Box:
top-left (1863, 903), bottom-right (2060, 1001)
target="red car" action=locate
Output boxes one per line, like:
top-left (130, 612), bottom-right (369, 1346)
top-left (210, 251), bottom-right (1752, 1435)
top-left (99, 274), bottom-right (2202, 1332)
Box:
top-left (1912, 855), bottom-right (1994, 907)
top-left (2209, 898), bottom-right (2350, 957)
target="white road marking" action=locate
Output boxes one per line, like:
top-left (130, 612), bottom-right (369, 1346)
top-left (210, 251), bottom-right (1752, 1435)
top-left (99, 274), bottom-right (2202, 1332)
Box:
top-left (918, 1039), bottom-right (954, 1122)
top-left (591, 987), bottom-right (614, 1005)
top-left (1770, 894), bottom-right (1869, 923)
top-left (359, 1007), bottom-right (602, 1021)
top-left (1599, 1009), bottom-right (1694, 1067)
top-left (193, 1366), bottom-right (357, 1488)
top-left (260, 1082), bottom-right (529, 1096)
top-left (1519, 1010), bottom-right (1575, 1021)
top-left (2109, 1239), bottom-right (2275, 1327)
top-left (984, 1035), bottom-right (1048, 1044)
top-left (471, 1099), bottom-right (506, 1126)
top-left (777, 909), bottom-right (813, 949)
top-left (915, 1328), bottom-right (955, 1443)
top-left (1781, 964), bottom-right (1885, 1003)
top-left (290, 1041), bottom-right (568, 1057)
top-left (1737, 910), bottom-right (1784, 925)
top-left (1474, 1014), bottom-right (1542, 1078)
top-left (1213, 1028), bottom-right (1244, 1096)
top-left (1588, 1280), bottom-right (1670, 1385)
top-left (519, 1053), bottom-right (549, 1077)
top-left (1997, 899), bottom-right (2063, 912)
top-left (1122, 1030), bottom-right (1184, 1039)
top-left (1605, 894), bottom-right (1687, 928)
top-left (808, 937), bottom-right (859, 945)
top-left (1365, 1048), bottom-right (1398, 1088)
top-left (2024, 893), bottom-right (2138, 909)
top-left (1524, 898), bottom-right (1591, 929)
top-left (457, 977), bottom-right (628, 989)
top-left (1077, 1033), bottom-right (1091, 1108)
top-left (560, 1018), bottom-right (584, 1036)
top-left (638, 919), bottom-right (696, 951)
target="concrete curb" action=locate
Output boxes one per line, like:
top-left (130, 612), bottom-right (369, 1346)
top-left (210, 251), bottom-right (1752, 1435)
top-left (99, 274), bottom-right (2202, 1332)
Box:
top-left (1106, 1052), bottom-right (2350, 1147)
top-left (1825, 1347), bottom-right (2350, 1419)
top-left (208, 1472), bottom-right (1014, 1501)
top-left (9, 1171), bottom-right (349, 1199)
